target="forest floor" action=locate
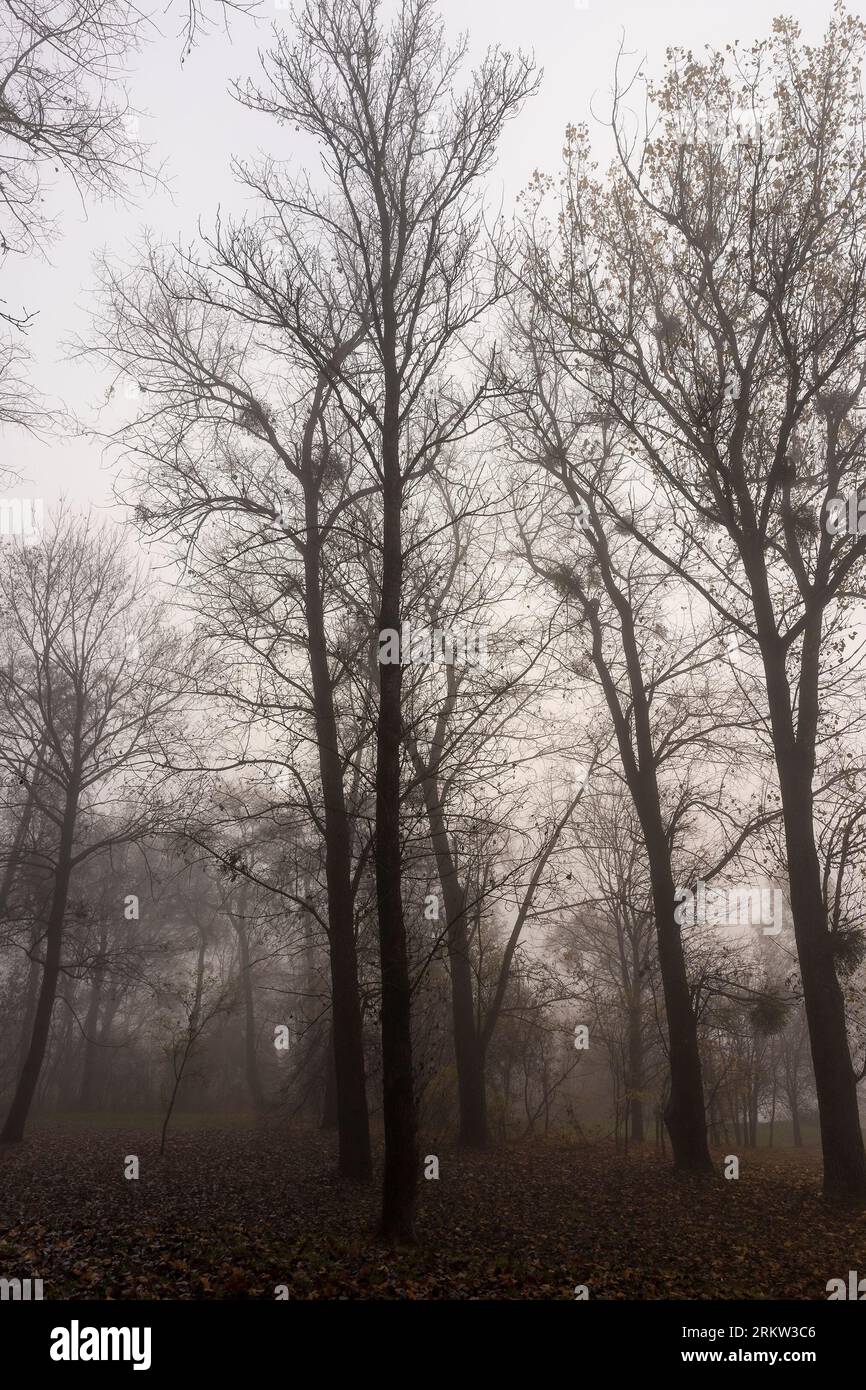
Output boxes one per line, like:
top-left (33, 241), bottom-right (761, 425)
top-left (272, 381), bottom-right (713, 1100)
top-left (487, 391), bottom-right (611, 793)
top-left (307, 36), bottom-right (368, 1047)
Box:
top-left (0, 1118), bottom-right (864, 1299)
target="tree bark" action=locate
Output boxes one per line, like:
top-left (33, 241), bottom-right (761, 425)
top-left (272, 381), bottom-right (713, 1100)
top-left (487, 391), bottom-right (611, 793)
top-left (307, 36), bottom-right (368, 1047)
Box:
top-left (758, 625), bottom-right (866, 1200)
top-left (627, 934), bottom-right (645, 1143)
top-left (16, 921), bottom-right (42, 1077)
top-left (577, 538), bottom-right (712, 1171)
top-left (2, 784), bottom-right (77, 1143)
top-left (301, 392), bottom-right (372, 1182)
top-left (232, 908), bottom-right (264, 1111)
top-left (748, 1077), bottom-right (759, 1148)
top-left (640, 807), bottom-right (712, 1171)
top-left (0, 741), bottom-right (44, 922)
top-left (416, 747), bottom-right (487, 1147)
top-left (159, 932), bottom-right (206, 1157)
top-left (77, 928), bottom-right (107, 1110)
top-left (628, 993), bottom-right (644, 1143)
top-left (320, 1024), bottom-right (339, 1130)
top-left (791, 1093), bottom-right (803, 1148)
top-left (374, 382), bottom-right (417, 1241)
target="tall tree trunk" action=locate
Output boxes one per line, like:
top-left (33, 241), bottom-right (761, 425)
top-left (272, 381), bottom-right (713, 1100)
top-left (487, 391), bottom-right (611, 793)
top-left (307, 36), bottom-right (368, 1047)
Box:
top-left (784, 1031), bottom-right (805, 1148)
top-left (0, 742), bottom-right (44, 922)
top-left (416, 746), bottom-right (487, 1147)
top-left (791, 1091), bottom-right (803, 1148)
top-left (10, 775), bottom-right (49, 1078)
top-left (320, 1024), bottom-right (338, 1130)
top-left (17, 920), bottom-right (42, 1076)
top-left (77, 928), bottom-right (107, 1110)
top-left (628, 952), bottom-right (644, 1143)
top-left (543, 1054), bottom-right (550, 1137)
top-left (233, 911), bottom-right (264, 1111)
top-left (759, 631), bottom-right (866, 1201)
top-left (748, 1076), bottom-right (759, 1148)
top-left (159, 933), bottom-right (206, 1157)
top-left (2, 786), bottom-right (77, 1143)
top-left (580, 562), bottom-right (711, 1171)
top-left (87, 987), bottom-right (121, 1111)
top-left (49, 986), bottom-right (79, 1109)
top-left (642, 810), bottom-right (712, 1171)
top-left (374, 383), bottom-right (417, 1242)
top-left (301, 399), bottom-right (372, 1183)
top-left (730, 1092), bottom-right (742, 1147)
top-left (707, 1091), bottom-right (722, 1147)
top-left (501, 1058), bottom-right (513, 1139)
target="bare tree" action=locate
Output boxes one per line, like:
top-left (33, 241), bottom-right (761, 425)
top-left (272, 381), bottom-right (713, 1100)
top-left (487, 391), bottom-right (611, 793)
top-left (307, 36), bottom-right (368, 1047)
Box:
top-left (231, 0), bottom-right (536, 1240)
top-left (523, 11), bottom-right (866, 1200)
top-left (0, 510), bottom-right (198, 1142)
top-left (497, 333), bottom-right (719, 1171)
top-left (89, 0), bottom-right (537, 1238)
top-left (0, 0), bottom-right (153, 428)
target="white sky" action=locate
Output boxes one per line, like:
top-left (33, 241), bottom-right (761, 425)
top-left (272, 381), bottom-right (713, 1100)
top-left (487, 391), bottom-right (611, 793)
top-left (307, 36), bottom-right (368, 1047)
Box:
top-left (3, 0), bottom-right (833, 519)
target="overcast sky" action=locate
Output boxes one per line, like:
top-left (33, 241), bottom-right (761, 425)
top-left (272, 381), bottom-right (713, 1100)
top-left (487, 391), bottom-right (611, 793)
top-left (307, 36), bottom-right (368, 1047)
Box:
top-left (5, 0), bottom-right (834, 521)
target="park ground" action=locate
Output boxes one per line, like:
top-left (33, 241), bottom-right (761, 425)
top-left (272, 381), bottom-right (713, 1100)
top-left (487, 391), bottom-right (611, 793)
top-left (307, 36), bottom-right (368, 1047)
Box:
top-left (0, 1116), bottom-right (864, 1299)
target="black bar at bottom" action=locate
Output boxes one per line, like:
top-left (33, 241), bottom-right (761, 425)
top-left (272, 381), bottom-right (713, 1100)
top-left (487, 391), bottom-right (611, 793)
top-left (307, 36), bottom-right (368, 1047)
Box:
top-left (0, 1298), bottom-right (855, 1376)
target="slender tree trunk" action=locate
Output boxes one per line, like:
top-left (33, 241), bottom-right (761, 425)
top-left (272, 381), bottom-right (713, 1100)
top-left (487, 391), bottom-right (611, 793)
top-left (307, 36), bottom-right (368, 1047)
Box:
top-left (628, 967), bottom-right (644, 1143)
top-left (656, 1104), bottom-right (667, 1156)
top-left (89, 988), bottom-right (121, 1110)
top-left (642, 810), bottom-right (712, 1171)
top-left (582, 569), bottom-right (711, 1171)
top-left (17, 921), bottom-right (42, 1076)
top-left (302, 413), bottom-right (372, 1182)
top-left (374, 380), bottom-right (417, 1242)
top-left (77, 931), bottom-right (107, 1110)
top-left (501, 1058), bottom-right (513, 1139)
top-left (708, 1092), bottom-right (721, 1147)
top-left (0, 743), bottom-right (44, 922)
top-left (159, 934), bottom-right (206, 1157)
top-left (2, 786), bottom-right (77, 1143)
top-left (791, 1092), bottom-right (803, 1148)
top-left (522, 1051), bottom-right (535, 1136)
top-left (233, 914), bottom-right (264, 1111)
top-left (320, 1024), bottom-right (338, 1130)
top-left (543, 1055), bottom-right (550, 1137)
top-left (418, 756), bottom-right (487, 1147)
top-left (730, 1091), bottom-right (742, 1147)
top-left (784, 1035), bottom-right (805, 1148)
top-left (49, 987), bottom-right (79, 1108)
top-left (760, 635), bottom-right (866, 1201)
top-left (159, 1057), bottom-right (187, 1159)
